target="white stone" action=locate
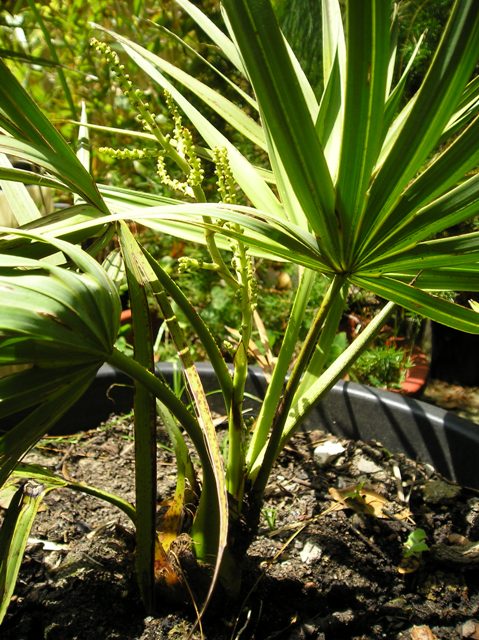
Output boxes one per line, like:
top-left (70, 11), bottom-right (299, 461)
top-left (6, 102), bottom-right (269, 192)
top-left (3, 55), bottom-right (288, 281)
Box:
top-left (355, 456), bottom-right (382, 474)
top-left (300, 540), bottom-right (323, 564)
top-left (313, 441), bottom-right (345, 466)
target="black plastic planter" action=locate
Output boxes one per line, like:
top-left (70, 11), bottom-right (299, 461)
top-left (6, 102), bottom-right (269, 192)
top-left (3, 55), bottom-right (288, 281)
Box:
top-left (430, 321), bottom-right (479, 385)
top-left (39, 362), bottom-right (479, 491)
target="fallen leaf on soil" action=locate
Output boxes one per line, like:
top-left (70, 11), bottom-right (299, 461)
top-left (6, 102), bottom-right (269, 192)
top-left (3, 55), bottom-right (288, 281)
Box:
top-left (328, 485), bottom-right (412, 521)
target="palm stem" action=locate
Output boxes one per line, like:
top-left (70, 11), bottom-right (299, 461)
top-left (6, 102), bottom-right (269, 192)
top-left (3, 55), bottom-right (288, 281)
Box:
top-left (121, 230), bottom-right (157, 614)
top-left (246, 268), bottom-right (316, 470)
top-left (250, 274), bottom-right (346, 502)
top-left (281, 300), bottom-right (397, 445)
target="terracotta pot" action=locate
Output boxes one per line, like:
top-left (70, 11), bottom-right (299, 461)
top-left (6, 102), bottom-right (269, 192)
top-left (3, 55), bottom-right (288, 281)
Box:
top-left (120, 309), bottom-right (133, 325)
top-left (118, 308), bottom-right (161, 341)
top-left (399, 348), bottom-right (430, 396)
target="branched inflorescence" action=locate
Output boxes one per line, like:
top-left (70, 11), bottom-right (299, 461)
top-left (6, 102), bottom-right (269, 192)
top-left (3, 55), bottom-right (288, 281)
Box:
top-left (92, 39), bottom-right (253, 300)
top-left (213, 147), bottom-right (256, 310)
top-left (91, 38), bottom-right (204, 198)
top-left (156, 92), bottom-right (204, 198)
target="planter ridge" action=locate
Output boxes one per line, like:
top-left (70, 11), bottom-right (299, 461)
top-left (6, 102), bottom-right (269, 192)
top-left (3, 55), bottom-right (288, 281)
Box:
top-left (32, 362), bottom-right (479, 490)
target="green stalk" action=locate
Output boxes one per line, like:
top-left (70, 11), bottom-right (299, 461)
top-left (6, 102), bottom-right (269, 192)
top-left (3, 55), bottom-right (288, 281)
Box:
top-left (248, 301), bottom-right (395, 522)
top-left (204, 219), bottom-right (240, 289)
top-left (227, 232), bottom-right (253, 502)
top-left (246, 267), bottom-right (316, 471)
top-left (121, 223), bottom-right (226, 590)
top-left (132, 237), bottom-right (228, 570)
top-left (250, 275), bottom-right (346, 501)
top-left (119, 233), bottom-right (228, 607)
top-left (121, 231), bottom-right (157, 614)
top-left (191, 186), bottom-right (239, 290)
top-left (68, 482), bottom-right (136, 523)
top-left (280, 275), bottom-right (347, 410)
top-left (294, 283), bottom-right (348, 397)
top-left (109, 346), bottom-right (227, 607)
top-left (155, 399), bottom-right (198, 505)
top-left (227, 347), bottom-right (247, 502)
top-left (12, 463), bottom-right (137, 524)
top-left (142, 249), bottom-right (233, 409)
top-left (107, 347), bottom-right (209, 462)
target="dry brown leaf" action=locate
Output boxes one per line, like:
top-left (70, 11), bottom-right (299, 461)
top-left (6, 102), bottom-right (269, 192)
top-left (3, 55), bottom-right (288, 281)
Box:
top-left (328, 485), bottom-right (413, 521)
top-left (153, 536), bottom-right (182, 588)
top-left (157, 495), bottom-right (185, 552)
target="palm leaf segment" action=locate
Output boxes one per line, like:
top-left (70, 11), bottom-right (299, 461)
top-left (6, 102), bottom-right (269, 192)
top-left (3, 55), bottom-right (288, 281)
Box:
top-left (0, 230), bottom-right (121, 485)
top-left (0, 59), bottom-right (107, 213)
top-left (219, 0), bottom-right (479, 334)
top-left (106, 0), bottom-right (479, 335)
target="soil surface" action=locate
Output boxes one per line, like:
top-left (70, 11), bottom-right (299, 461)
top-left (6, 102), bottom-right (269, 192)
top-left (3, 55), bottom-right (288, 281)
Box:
top-left (422, 379), bottom-right (479, 426)
top-left (1, 407), bottom-right (479, 640)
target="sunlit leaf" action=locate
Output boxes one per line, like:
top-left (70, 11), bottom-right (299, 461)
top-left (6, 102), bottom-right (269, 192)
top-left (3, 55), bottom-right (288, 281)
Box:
top-left (353, 275), bottom-right (479, 334)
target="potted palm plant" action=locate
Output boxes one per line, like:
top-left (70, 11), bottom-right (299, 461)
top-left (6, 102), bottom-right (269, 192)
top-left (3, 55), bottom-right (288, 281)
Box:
top-left (0, 0), bottom-right (478, 631)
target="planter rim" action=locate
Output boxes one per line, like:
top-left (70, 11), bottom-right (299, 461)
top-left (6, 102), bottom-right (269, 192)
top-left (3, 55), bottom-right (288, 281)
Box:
top-left (6, 362), bottom-right (478, 489)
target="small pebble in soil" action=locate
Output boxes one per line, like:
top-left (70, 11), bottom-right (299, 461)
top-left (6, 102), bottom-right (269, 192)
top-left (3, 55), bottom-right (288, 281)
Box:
top-left (354, 455), bottom-right (383, 475)
top-left (313, 440), bottom-right (345, 466)
top-left (299, 540), bottom-right (323, 564)
top-left (462, 619), bottom-right (479, 639)
top-left (423, 478), bottom-right (461, 504)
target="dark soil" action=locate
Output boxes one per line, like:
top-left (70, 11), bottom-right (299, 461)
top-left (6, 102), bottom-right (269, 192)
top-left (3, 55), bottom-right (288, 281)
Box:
top-left (1, 408), bottom-right (479, 640)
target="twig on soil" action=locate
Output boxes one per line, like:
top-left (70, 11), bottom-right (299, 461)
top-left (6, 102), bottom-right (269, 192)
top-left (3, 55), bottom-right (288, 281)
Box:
top-left (345, 521), bottom-right (389, 559)
top-left (391, 461), bottom-right (405, 503)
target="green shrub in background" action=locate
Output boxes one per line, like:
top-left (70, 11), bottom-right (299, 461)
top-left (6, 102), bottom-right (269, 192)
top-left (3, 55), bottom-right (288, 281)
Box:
top-left (272, 0), bottom-right (456, 101)
top-left (0, 0), bottom-right (220, 186)
top-left (396, 0), bottom-right (455, 98)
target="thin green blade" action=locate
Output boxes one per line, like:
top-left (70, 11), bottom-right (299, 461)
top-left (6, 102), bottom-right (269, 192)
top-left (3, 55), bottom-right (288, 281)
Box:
top-left (221, 0), bottom-right (338, 263)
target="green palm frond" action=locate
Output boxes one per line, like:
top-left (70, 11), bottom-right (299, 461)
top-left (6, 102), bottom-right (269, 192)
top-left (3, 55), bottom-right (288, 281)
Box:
top-left (82, 0), bottom-right (479, 337)
top-left (0, 230), bottom-right (121, 484)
